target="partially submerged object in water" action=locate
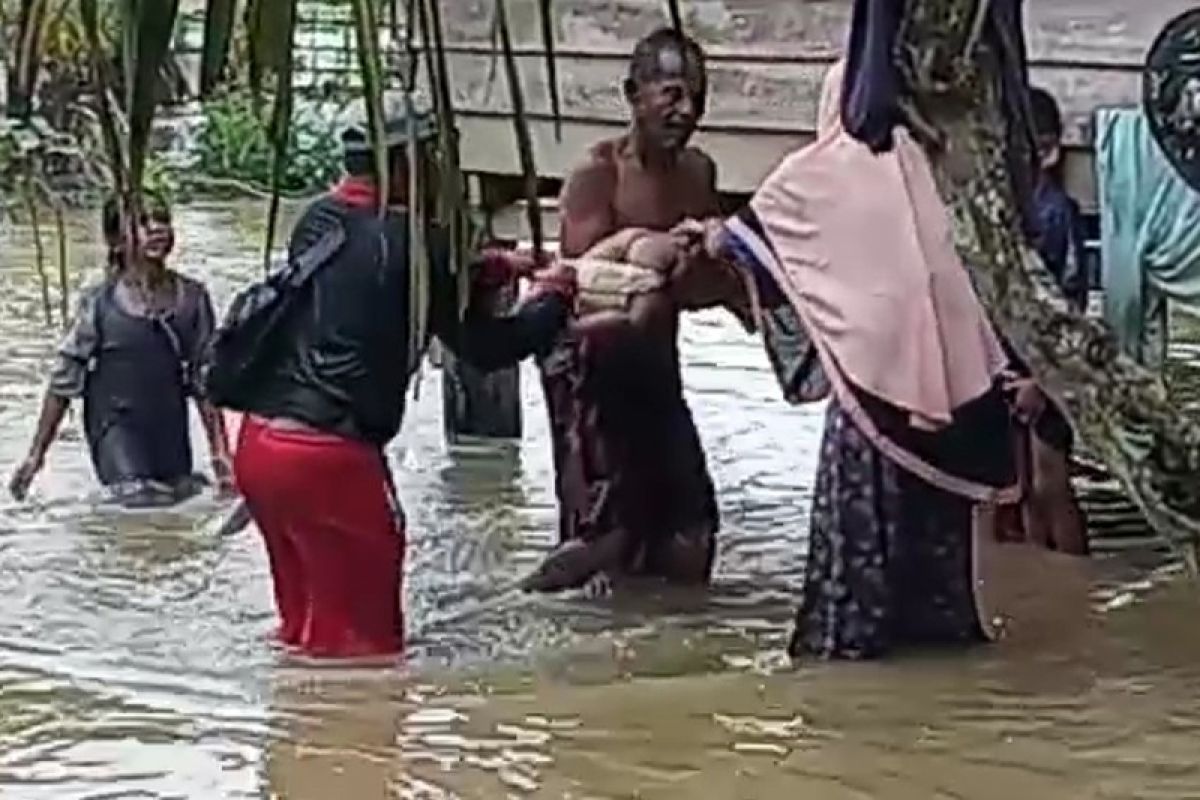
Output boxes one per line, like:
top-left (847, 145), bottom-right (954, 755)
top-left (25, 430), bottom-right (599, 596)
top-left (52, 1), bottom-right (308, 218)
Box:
top-left (519, 533), bottom-right (628, 593)
top-left (212, 499), bottom-right (253, 538)
top-left (106, 474), bottom-right (208, 509)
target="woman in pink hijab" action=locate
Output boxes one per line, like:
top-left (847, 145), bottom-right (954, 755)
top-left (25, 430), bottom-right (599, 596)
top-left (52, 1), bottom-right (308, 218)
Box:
top-left (708, 60), bottom-right (1019, 659)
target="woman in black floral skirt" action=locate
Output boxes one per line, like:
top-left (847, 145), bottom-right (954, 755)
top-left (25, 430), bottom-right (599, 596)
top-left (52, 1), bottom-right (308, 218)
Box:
top-left (706, 56), bottom-right (1019, 660)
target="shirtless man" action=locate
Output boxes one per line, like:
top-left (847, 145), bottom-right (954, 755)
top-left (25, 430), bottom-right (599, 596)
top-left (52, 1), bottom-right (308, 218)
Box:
top-left (528, 28), bottom-right (744, 593)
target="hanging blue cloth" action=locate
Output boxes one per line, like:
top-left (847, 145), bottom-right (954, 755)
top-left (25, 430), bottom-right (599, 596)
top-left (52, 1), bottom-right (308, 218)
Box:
top-left (1096, 107), bottom-right (1200, 364)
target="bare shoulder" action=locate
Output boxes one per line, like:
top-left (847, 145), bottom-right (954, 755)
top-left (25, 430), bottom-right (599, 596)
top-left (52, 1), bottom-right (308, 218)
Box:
top-left (560, 138), bottom-right (623, 218)
top-left (563, 139), bottom-right (621, 191)
top-left (680, 147), bottom-right (719, 214)
top-left (681, 147), bottom-right (717, 182)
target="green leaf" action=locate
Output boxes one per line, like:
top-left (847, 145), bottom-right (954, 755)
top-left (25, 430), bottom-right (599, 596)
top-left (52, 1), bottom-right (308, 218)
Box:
top-left (11, 0), bottom-right (51, 120)
top-left (349, 0), bottom-right (389, 210)
top-left (244, 0), bottom-right (290, 101)
top-left (79, 0), bottom-right (129, 207)
top-left (199, 0), bottom-right (238, 96)
top-left (123, 0), bottom-right (182, 200)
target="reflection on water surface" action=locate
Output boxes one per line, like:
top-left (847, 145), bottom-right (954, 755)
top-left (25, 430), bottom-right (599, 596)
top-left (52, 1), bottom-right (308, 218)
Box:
top-left (0, 203), bottom-right (1197, 799)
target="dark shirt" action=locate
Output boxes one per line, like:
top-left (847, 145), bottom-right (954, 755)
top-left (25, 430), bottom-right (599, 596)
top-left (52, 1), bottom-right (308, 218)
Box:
top-left (1033, 179), bottom-right (1089, 312)
top-left (50, 272), bottom-right (215, 486)
top-left (247, 194), bottom-right (568, 445)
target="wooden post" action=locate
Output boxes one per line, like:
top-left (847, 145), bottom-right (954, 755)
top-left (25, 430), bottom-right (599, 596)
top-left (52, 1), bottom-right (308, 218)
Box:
top-left (442, 277), bottom-right (523, 443)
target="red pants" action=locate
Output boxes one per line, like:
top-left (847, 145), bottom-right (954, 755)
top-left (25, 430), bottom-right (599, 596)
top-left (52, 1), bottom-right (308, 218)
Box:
top-left (234, 416), bottom-right (404, 657)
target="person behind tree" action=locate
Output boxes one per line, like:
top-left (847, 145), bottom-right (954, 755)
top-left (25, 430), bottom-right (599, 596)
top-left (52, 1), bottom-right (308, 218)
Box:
top-left (1001, 85), bottom-right (1089, 556)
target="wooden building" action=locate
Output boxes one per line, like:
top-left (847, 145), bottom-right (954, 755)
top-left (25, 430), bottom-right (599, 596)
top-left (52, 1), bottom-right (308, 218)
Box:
top-left (435, 0), bottom-right (1196, 235)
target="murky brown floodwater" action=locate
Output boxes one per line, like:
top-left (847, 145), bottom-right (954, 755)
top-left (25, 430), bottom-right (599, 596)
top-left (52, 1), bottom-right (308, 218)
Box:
top-left (1, 202), bottom-right (1199, 799)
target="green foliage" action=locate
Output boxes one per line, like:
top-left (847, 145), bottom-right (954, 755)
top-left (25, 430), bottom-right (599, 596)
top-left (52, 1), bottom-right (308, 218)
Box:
top-left (193, 90), bottom-right (343, 195)
top-left (142, 152), bottom-right (179, 206)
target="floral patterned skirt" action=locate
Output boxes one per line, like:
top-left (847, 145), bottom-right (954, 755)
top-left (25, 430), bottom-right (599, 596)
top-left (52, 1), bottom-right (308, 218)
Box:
top-left (790, 400), bottom-right (988, 660)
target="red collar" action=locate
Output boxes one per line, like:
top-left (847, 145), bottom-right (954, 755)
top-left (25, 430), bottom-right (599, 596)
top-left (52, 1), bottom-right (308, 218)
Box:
top-left (331, 177), bottom-right (380, 209)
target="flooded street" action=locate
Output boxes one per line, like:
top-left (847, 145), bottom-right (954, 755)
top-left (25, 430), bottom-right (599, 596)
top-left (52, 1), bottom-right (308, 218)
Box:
top-left (1, 202), bottom-right (1199, 799)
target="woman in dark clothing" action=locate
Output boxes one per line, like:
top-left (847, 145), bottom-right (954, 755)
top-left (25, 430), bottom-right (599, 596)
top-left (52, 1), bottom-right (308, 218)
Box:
top-left (714, 60), bottom-right (1018, 660)
top-left (8, 196), bottom-right (233, 506)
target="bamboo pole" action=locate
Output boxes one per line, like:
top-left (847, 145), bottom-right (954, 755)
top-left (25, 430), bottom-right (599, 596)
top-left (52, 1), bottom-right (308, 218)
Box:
top-left (22, 172), bottom-right (53, 327)
top-left (54, 203), bottom-right (69, 329)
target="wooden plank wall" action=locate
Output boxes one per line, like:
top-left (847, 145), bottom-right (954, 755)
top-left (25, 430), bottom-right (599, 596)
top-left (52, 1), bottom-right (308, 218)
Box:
top-left (439, 0), bottom-right (1197, 210)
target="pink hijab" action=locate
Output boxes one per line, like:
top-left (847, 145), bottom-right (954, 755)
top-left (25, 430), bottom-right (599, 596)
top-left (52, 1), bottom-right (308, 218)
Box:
top-left (734, 61), bottom-right (1008, 427)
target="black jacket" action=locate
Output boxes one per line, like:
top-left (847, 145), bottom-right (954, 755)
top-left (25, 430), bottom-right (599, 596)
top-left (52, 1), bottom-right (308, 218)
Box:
top-left (247, 195), bottom-right (567, 444)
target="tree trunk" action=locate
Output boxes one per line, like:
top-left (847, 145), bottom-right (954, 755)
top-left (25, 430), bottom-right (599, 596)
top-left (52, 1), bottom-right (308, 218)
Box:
top-left (442, 279), bottom-right (523, 443)
top-left (898, 0), bottom-right (1200, 572)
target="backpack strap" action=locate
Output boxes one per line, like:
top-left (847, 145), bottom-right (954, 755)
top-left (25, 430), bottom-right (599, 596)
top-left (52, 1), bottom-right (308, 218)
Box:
top-left (284, 225), bottom-right (348, 289)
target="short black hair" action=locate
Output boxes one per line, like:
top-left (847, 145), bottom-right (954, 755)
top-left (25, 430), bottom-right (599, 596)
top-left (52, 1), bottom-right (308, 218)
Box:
top-left (101, 193), bottom-right (172, 240)
top-left (627, 27), bottom-right (705, 87)
top-left (1029, 86), bottom-right (1063, 140)
top-left (344, 150), bottom-right (375, 177)
top-left (343, 144), bottom-right (416, 178)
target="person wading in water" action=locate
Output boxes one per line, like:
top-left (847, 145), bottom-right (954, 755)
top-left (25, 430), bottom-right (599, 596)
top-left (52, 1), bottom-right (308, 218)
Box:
top-left (999, 86), bottom-right (1089, 556)
top-left (528, 27), bottom-right (747, 594)
top-left (8, 196), bottom-right (233, 506)
top-left (229, 110), bottom-right (575, 659)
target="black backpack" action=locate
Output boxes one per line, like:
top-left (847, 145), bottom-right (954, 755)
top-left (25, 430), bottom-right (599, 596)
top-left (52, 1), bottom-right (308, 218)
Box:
top-left (202, 226), bottom-right (346, 411)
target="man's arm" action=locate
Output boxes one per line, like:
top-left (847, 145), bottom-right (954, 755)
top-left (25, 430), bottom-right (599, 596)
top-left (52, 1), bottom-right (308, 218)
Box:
top-left (429, 230), bottom-right (575, 373)
top-left (558, 150), bottom-right (617, 258)
top-left (673, 152), bottom-right (754, 322)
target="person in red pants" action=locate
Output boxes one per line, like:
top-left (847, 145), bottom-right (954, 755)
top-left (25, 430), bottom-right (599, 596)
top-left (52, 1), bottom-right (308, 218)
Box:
top-left (231, 110), bottom-right (575, 659)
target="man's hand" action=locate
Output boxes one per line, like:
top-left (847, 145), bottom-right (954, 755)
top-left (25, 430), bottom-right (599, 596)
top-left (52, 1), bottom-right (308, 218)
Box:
top-left (9, 452), bottom-right (44, 501)
top-left (670, 217), bottom-right (726, 262)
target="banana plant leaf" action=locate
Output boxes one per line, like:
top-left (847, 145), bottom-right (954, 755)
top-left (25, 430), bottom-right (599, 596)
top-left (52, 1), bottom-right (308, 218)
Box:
top-left (10, 0), bottom-right (50, 119)
top-left (897, 0), bottom-right (1200, 574)
top-left (199, 0), bottom-right (238, 96)
top-left (243, 0), bottom-right (290, 102)
top-left (349, 0), bottom-right (389, 210)
top-left (79, 0), bottom-right (129, 209)
top-left (261, 0), bottom-right (297, 271)
top-left (397, 0), bottom-right (430, 367)
top-left (122, 0), bottom-right (181, 204)
top-left (421, 0), bottom-right (472, 312)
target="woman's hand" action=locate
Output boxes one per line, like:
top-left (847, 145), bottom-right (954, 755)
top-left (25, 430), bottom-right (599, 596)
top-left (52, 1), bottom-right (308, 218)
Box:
top-left (8, 452), bottom-right (44, 501)
top-left (670, 217), bottom-right (727, 262)
top-left (1003, 373), bottom-right (1046, 425)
